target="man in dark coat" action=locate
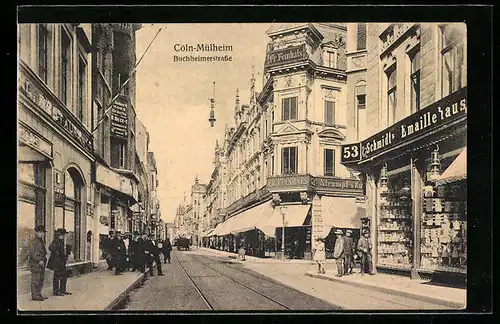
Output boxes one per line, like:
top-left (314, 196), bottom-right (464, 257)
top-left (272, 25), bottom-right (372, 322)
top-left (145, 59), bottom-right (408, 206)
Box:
top-left (357, 230), bottom-right (375, 275)
top-left (148, 234), bottom-right (164, 276)
top-left (113, 231), bottom-right (127, 275)
top-left (27, 225), bottom-right (48, 301)
top-left (47, 228), bottom-right (71, 296)
top-left (163, 239), bottom-right (172, 264)
top-left (343, 230), bottom-right (355, 275)
top-left (142, 234), bottom-right (155, 276)
top-left (136, 233), bottom-right (146, 273)
top-left (128, 231), bottom-right (140, 271)
top-left (101, 231), bottom-right (115, 271)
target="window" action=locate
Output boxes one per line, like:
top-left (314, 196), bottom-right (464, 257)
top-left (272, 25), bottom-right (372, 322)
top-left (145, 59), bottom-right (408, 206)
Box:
top-left (325, 50), bottom-right (337, 68)
top-left (271, 154), bottom-right (275, 175)
top-left (441, 24), bottom-right (465, 98)
top-left (387, 66), bottom-right (397, 124)
top-left (282, 97), bottom-right (298, 121)
top-left (357, 23), bottom-right (367, 51)
top-left (410, 49), bottom-right (421, 112)
top-left (111, 138), bottom-right (127, 169)
top-left (61, 29), bottom-right (71, 105)
top-left (324, 100), bottom-right (335, 124)
top-left (282, 147), bottom-right (298, 175)
top-left (357, 94), bottom-right (366, 109)
top-left (324, 149), bottom-right (335, 176)
top-left (78, 57), bottom-right (86, 122)
top-left (151, 175), bottom-right (155, 189)
top-left (38, 24), bottom-right (48, 83)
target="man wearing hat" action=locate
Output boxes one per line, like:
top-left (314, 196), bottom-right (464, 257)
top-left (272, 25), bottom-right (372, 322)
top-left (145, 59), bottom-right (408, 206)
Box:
top-left (101, 231), bottom-right (115, 271)
top-left (47, 228), bottom-right (71, 296)
top-left (128, 231), bottom-right (140, 271)
top-left (357, 229), bottom-right (374, 275)
top-left (333, 229), bottom-right (345, 277)
top-left (27, 225), bottom-right (48, 301)
top-left (113, 231), bottom-right (127, 275)
top-left (343, 230), bottom-right (355, 275)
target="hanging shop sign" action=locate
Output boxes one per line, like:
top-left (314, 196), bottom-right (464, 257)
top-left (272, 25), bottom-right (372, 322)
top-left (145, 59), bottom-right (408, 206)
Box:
top-left (311, 195), bottom-right (323, 242)
top-left (341, 87), bottom-right (467, 164)
top-left (18, 72), bottom-right (92, 151)
top-left (265, 44), bottom-right (308, 68)
top-left (110, 101), bottom-right (128, 139)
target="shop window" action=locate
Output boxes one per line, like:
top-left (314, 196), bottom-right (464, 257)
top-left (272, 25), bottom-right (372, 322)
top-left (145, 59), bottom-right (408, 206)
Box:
top-left (386, 66), bottom-right (397, 124)
top-left (324, 149), bottom-right (335, 176)
top-left (324, 100), bottom-right (335, 124)
top-left (61, 28), bottom-right (72, 106)
top-left (410, 48), bottom-right (421, 113)
top-left (282, 147), bottom-right (298, 175)
top-left (38, 24), bottom-right (49, 83)
top-left (440, 24), bottom-right (466, 98)
top-left (420, 153), bottom-right (467, 273)
top-left (378, 170), bottom-right (413, 269)
top-left (282, 97), bottom-right (298, 121)
top-left (357, 23), bottom-right (367, 51)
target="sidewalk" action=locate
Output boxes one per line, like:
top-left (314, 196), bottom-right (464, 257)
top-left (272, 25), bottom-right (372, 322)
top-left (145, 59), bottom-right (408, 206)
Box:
top-left (196, 247), bottom-right (337, 264)
top-left (306, 267), bottom-right (466, 309)
top-left (18, 262), bottom-right (152, 311)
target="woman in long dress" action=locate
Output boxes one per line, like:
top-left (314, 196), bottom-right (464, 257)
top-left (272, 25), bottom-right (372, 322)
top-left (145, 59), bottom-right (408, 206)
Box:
top-left (313, 237), bottom-right (326, 274)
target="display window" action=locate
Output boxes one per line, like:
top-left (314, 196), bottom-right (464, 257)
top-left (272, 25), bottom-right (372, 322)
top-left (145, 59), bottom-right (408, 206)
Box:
top-left (377, 169), bottom-right (414, 269)
top-left (420, 152), bottom-right (467, 273)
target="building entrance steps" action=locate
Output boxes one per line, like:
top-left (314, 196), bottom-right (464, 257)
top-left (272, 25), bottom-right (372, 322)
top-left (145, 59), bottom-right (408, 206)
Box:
top-left (306, 266), bottom-right (466, 309)
top-left (17, 261), bottom-right (157, 311)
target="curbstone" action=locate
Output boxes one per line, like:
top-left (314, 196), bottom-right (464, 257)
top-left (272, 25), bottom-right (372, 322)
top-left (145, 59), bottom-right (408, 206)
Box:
top-left (305, 271), bottom-right (465, 309)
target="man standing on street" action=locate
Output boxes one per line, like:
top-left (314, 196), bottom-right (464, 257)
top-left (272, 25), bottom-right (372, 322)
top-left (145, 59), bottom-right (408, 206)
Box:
top-left (163, 239), bottom-right (172, 264)
top-left (114, 231), bottom-right (127, 275)
top-left (137, 233), bottom-right (146, 273)
top-left (357, 229), bottom-right (375, 275)
top-left (128, 231), bottom-right (139, 271)
top-left (343, 230), bottom-right (355, 275)
top-left (47, 228), bottom-right (71, 296)
top-left (27, 225), bottom-right (48, 301)
top-left (102, 231), bottom-right (115, 271)
top-left (333, 229), bottom-right (345, 277)
top-left (149, 234), bottom-right (164, 276)
top-left (143, 234), bottom-right (155, 276)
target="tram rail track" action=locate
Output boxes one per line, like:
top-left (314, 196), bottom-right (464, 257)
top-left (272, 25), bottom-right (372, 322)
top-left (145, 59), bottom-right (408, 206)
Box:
top-left (175, 253), bottom-right (293, 310)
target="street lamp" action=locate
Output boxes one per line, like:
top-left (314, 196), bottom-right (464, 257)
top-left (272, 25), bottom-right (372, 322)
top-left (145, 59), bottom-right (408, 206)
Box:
top-left (280, 206), bottom-right (287, 261)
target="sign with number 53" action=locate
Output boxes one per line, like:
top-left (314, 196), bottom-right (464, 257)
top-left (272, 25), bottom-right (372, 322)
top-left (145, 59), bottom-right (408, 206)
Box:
top-left (341, 143), bottom-right (361, 163)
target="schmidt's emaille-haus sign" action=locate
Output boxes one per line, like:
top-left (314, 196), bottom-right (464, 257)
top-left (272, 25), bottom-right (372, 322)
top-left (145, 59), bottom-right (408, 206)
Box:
top-left (265, 44), bottom-right (308, 68)
top-left (341, 87), bottom-right (467, 164)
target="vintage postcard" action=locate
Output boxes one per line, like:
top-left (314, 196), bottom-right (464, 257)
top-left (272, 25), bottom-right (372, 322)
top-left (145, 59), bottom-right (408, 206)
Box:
top-left (17, 17), bottom-right (469, 312)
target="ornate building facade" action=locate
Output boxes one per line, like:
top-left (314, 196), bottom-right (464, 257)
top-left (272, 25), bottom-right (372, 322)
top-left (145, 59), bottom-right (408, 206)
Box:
top-left (202, 23), bottom-right (365, 259)
top-left (341, 23), bottom-right (467, 282)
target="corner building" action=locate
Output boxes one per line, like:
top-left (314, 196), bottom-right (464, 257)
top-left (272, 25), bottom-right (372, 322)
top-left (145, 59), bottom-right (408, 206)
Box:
top-left (341, 23), bottom-right (467, 284)
top-left (18, 24), bottom-right (95, 292)
top-left (208, 23), bottom-right (365, 259)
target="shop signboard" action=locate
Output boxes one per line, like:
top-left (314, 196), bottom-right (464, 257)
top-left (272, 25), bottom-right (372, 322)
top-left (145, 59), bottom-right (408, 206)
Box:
top-left (341, 87), bottom-right (467, 165)
top-left (110, 101), bottom-right (128, 138)
top-left (265, 44), bottom-right (308, 68)
top-left (267, 174), bottom-right (362, 195)
top-left (18, 123), bottom-right (53, 158)
top-left (96, 163), bottom-right (134, 197)
top-left (18, 71), bottom-right (92, 151)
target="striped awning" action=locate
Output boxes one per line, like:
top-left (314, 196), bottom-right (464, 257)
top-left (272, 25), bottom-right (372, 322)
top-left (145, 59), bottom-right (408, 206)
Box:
top-left (435, 148), bottom-right (467, 186)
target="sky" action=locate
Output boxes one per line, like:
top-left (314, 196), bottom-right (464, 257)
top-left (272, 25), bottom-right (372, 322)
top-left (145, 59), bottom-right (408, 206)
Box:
top-left (135, 23), bottom-right (272, 223)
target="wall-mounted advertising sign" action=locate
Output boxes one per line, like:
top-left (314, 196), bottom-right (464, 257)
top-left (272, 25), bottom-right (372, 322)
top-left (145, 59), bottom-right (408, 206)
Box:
top-left (265, 44), bottom-right (308, 68)
top-left (110, 101), bottom-right (128, 138)
top-left (341, 87), bottom-right (467, 164)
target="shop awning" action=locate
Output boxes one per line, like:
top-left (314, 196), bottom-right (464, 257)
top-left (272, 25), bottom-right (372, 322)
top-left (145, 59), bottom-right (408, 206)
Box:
top-left (435, 148), bottom-right (467, 186)
top-left (322, 197), bottom-right (362, 230)
top-left (128, 203), bottom-right (142, 213)
top-left (212, 201), bottom-right (276, 237)
top-left (202, 229), bottom-right (216, 237)
top-left (259, 204), bottom-right (311, 238)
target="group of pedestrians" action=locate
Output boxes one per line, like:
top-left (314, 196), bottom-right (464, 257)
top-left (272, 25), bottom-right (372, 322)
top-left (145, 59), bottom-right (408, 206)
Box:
top-left (25, 224), bottom-right (173, 302)
top-left (101, 230), bottom-right (172, 277)
top-left (26, 225), bottom-right (72, 301)
top-left (313, 228), bottom-right (375, 277)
